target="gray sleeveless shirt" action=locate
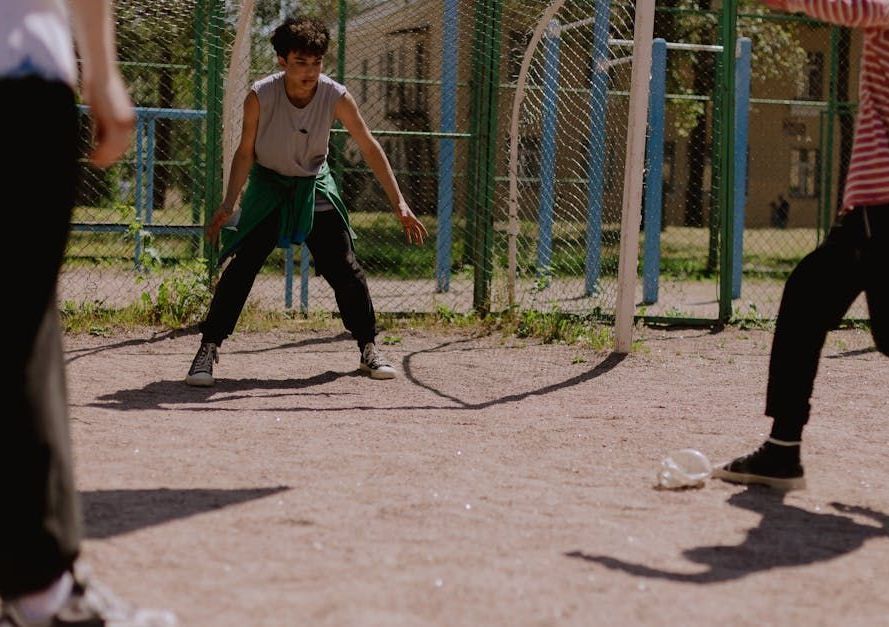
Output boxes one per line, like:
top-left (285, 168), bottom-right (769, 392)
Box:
top-left (252, 72), bottom-right (347, 178)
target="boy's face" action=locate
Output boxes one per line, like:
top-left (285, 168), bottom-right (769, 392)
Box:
top-left (279, 51), bottom-right (324, 89)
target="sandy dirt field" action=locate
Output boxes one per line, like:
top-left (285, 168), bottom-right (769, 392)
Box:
top-left (62, 324), bottom-right (887, 626)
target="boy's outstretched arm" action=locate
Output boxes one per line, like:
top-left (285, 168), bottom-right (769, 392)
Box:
top-left (335, 92), bottom-right (428, 245)
top-left (761, 0), bottom-right (889, 28)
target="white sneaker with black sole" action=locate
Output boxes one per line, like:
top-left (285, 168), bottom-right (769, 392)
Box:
top-left (185, 342), bottom-right (218, 387)
top-left (359, 342), bottom-right (396, 380)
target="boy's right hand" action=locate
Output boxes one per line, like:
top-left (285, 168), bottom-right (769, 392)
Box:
top-left (206, 204), bottom-right (234, 244)
top-left (84, 71), bottom-right (135, 169)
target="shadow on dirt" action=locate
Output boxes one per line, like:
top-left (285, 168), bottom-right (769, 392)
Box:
top-left (81, 486), bottom-right (290, 539)
top-left (402, 340), bottom-right (627, 410)
top-left (565, 487), bottom-right (888, 583)
top-left (83, 337), bottom-right (627, 413)
top-left (65, 328), bottom-right (188, 366)
top-left (87, 370), bottom-right (361, 411)
top-left (825, 346), bottom-right (878, 359)
top-left (66, 330), bottom-right (350, 366)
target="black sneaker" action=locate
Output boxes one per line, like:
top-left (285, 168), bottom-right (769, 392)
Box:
top-left (0, 563), bottom-right (176, 626)
top-left (713, 440), bottom-right (806, 491)
top-left (185, 342), bottom-right (218, 387)
top-left (359, 343), bottom-right (396, 380)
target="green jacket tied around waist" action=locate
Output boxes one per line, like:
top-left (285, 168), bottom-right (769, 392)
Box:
top-left (219, 162), bottom-right (354, 263)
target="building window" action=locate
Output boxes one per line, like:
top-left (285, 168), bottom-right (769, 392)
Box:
top-left (790, 148), bottom-right (819, 197)
top-left (798, 52), bottom-right (824, 101)
top-left (361, 59), bottom-right (368, 103)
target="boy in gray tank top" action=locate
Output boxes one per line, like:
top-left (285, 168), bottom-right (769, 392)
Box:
top-left (185, 16), bottom-right (427, 386)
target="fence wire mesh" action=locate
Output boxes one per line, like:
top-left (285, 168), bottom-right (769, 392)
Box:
top-left (60, 0), bottom-right (865, 323)
top-left (494, 0), bottom-right (636, 317)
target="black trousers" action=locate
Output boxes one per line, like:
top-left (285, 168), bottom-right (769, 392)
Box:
top-left (1, 78), bottom-right (81, 597)
top-left (766, 206), bottom-right (888, 434)
top-left (200, 209), bottom-right (376, 348)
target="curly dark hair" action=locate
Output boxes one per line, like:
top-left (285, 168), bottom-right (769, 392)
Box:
top-left (270, 16), bottom-right (330, 58)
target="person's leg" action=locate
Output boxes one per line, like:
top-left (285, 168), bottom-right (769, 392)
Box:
top-left (198, 208), bottom-right (281, 347)
top-left (765, 209), bottom-right (866, 440)
top-left (715, 209), bottom-right (867, 490)
top-left (1, 78), bottom-right (81, 597)
top-left (305, 211), bottom-right (377, 349)
top-left (862, 206), bottom-right (888, 356)
top-left (305, 212), bottom-right (395, 379)
top-left (186, 209), bottom-right (280, 386)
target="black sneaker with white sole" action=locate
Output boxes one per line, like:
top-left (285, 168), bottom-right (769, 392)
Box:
top-left (713, 440), bottom-right (806, 491)
top-left (359, 343), bottom-right (396, 380)
top-left (185, 342), bottom-right (218, 387)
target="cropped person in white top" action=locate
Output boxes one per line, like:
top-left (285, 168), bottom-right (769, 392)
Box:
top-left (0, 1), bottom-right (175, 625)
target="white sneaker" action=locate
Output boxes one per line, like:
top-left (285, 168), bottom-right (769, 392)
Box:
top-left (0, 562), bottom-right (176, 626)
top-left (359, 343), bottom-right (396, 380)
top-left (185, 342), bottom-right (218, 387)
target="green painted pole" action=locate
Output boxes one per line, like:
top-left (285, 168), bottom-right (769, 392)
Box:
top-left (463, 1), bottom-right (486, 269)
top-left (820, 26), bottom-right (840, 243)
top-left (472, 0), bottom-right (503, 314)
top-left (717, 0), bottom-right (737, 322)
top-left (333, 0), bottom-right (347, 186)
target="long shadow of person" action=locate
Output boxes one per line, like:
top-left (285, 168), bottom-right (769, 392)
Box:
top-left (566, 488), bottom-right (888, 584)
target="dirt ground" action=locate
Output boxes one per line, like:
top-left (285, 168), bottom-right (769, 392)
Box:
top-left (63, 324), bottom-right (888, 626)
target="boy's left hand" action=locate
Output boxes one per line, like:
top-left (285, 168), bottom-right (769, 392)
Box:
top-left (395, 202), bottom-right (428, 245)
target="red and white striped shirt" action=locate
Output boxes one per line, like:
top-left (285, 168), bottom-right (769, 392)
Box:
top-left (771, 0), bottom-right (889, 209)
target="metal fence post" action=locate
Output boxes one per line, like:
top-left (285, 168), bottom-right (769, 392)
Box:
top-left (332, 0), bottom-right (347, 187)
top-left (584, 0), bottom-right (611, 296)
top-left (471, 0), bottom-right (503, 313)
top-left (300, 243), bottom-right (310, 313)
top-left (436, 0), bottom-right (459, 293)
top-left (819, 26), bottom-right (840, 243)
top-left (716, 0), bottom-right (737, 322)
top-left (731, 37), bottom-right (751, 299)
top-left (285, 247), bottom-right (294, 309)
top-left (642, 38), bottom-right (667, 305)
top-left (537, 20), bottom-right (562, 278)
top-left (204, 0), bottom-right (225, 274)
top-left (191, 0), bottom-right (207, 261)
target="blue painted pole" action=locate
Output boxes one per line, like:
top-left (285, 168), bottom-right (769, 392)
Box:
top-left (436, 0), bottom-right (458, 292)
top-left (285, 246), bottom-right (294, 309)
top-left (146, 117), bottom-right (156, 225)
top-left (585, 0), bottom-right (612, 296)
top-left (134, 115), bottom-right (144, 267)
top-left (642, 39), bottom-right (667, 305)
top-left (732, 37), bottom-right (752, 299)
top-left (537, 20), bottom-right (561, 277)
top-left (300, 243), bottom-right (310, 313)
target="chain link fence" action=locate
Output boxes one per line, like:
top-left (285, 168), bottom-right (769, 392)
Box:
top-left (61, 0), bottom-right (864, 323)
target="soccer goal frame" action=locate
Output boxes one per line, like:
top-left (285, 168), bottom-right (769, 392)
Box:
top-left (505, 0), bottom-right (656, 354)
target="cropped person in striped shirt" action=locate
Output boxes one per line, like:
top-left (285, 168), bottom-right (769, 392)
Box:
top-left (714, 0), bottom-right (888, 490)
